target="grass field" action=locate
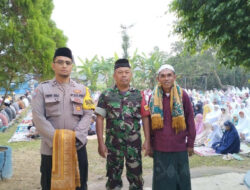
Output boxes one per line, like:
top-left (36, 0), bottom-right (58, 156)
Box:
top-left (1, 109), bottom-right (250, 181)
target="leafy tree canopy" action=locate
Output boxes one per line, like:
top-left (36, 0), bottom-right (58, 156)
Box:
top-left (0, 0), bottom-right (67, 106)
top-left (170, 0), bottom-right (250, 68)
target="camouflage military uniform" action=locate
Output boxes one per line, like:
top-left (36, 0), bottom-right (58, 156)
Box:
top-left (95, 86), bottom-right (148, 190)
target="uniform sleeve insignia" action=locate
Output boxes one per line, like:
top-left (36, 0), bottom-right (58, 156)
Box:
top-left (83, 87), bottom-right (95, 110)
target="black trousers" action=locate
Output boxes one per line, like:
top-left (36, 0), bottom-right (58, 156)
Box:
top-left (40, 145), bottom-right (88, 190)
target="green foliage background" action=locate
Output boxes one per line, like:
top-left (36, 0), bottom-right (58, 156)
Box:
top-left (170, 0), bottom-right (250, 68)
top-left (75, 43), bottom-right (250, 92)
top-left (0, 0), bottom-right (67, 107)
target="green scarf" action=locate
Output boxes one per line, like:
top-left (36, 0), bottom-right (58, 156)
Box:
top-left (149, 82), bottom-right (186, 133)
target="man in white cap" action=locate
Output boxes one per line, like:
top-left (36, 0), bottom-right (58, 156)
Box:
top-left (149, 64), bottom-right (196, 190)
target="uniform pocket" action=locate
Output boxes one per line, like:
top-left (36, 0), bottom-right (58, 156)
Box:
top-left (71, 97), bottom-right (84, 116)
top-left (126, 95), bottom-right (142, 119)
top-left (45, 96), bottom-right (61, 117)
top-left (107, 101), bottom-right (121, 119)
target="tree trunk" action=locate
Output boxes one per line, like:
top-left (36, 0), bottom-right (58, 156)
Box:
top-left (213, 69), bottom-right (227, 90)
top-left (0, 76), bottom-right (13, 109)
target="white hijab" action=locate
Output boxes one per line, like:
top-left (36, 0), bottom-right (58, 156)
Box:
top-left (205, 105), bottom-right (221, 124)
top-left (236, 110), bottom-right (250, 134)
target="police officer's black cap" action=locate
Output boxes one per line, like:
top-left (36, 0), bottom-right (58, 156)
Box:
top-left (53, 47), bottom-right (74, 61)
top-left (114, 58), bottom-right (131, 70)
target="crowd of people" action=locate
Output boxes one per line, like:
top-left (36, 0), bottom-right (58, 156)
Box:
top-left (0, 91), bottom-right (32, 132)
top-left (186, 87), bottom-right (250, 154)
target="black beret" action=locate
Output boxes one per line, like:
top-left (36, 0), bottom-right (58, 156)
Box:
top-left (114, 58), bottom-right (131, 70)
top-left (53, 47), bottom-right (73, 61)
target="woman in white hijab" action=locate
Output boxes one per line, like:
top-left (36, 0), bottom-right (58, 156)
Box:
top-left (216, 107), bottom-right (231, 129)
top-left (205, 105), bottom-right (221, 124)
top-left (205, 123), bottom-right (223, 147)
top-left (236, 110), bottom-right (250, 140)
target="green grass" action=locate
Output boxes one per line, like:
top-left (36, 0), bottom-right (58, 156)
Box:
top-left (0, 108), bottom-right (40, 151)
top-left (190, 154), bottom-right (250, 169)
top-left (1, 110), bottom-right (250, 179)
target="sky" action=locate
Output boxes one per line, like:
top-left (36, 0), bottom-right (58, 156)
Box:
top-left (51, 0), bottom-right (179, 65)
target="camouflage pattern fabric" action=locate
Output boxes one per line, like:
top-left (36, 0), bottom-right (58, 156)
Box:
top-left (97, 86), bottom-right (143, 190)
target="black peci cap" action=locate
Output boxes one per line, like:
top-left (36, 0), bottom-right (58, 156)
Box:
top-left (53, 47), bottom-right (74, 61)
top-left (114, 58), bottom-right (131, 70)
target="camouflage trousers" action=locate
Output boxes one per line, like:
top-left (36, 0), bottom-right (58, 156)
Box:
top-left (105, 133), bottom-right (143, 190)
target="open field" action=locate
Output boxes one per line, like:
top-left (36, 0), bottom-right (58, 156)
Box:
top-left (1, 110), bottom-right (250, 189)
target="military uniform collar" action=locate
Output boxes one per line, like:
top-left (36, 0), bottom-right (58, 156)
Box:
top-left (113, 85), bottom-right (136, 92)
top-left (51, 78), bottom-right (76, 87)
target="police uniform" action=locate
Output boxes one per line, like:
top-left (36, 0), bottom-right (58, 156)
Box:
top-left (32, 78), bottom-right (93, 190)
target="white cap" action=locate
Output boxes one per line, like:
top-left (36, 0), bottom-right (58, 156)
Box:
top-left (4, 99), bottom-right (10, 104)
top-left (157, 64), bottom-right (175, 74)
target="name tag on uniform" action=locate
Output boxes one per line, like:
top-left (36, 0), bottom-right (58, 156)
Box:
top-left (71, 93), bottom-right (84, 98)
top-left (74, 89), bottom-right (81, 94)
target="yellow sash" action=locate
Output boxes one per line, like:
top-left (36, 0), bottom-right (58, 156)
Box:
top-left (51, 129), bottom-right (80, 190)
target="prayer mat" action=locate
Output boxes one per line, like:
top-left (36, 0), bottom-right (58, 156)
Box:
top-left (194, 146), bottom-right (221, 157)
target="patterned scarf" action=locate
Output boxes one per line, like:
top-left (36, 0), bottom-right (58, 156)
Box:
top-left (149, 82), bottom-right (186, 133)
top-left (51, 129), bottom-right (80, 190)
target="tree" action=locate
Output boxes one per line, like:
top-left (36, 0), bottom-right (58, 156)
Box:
top-left (0, 0), bottom-right (67, 108)
top-left (78, 56), bottom-right (100, 91)
top-left (96, 56), bottom-right (117, 88)
top-left (170, 0), bottom-right (250, 68)
top-left (167, 41), bottom-right (250, 90)
top-left (130, 47), bottom-right (169, 90)
top-left (120, 24), bottom-right (134, 59)
top-left (75, 43), bottom-right (249, 93)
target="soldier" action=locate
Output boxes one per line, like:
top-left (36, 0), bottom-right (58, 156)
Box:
top-left (95, 58), bottom-right (151, 190)
top-left (32, 47), bottom-right (94, 190)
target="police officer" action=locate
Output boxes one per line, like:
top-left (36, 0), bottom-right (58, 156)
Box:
top-left (95, 58), bottom-right (151, 190)
top-left (32, 47), bottom-right (94, 190)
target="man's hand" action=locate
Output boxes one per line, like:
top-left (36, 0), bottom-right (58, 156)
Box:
top-left (187, 147), bottom-right (194, 157)
top-left (98, 142), bottom-right (108, 158)
top-left (75, 138), bottom-right (83, 150)
top-left (142, 140), bottom-right (151, 157)
top-left (148, 146), bottom-right (154, 158)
